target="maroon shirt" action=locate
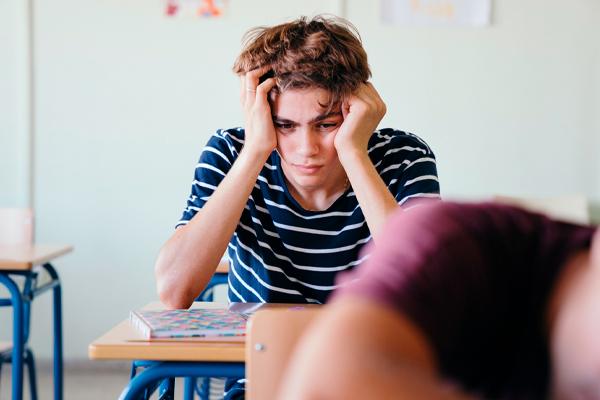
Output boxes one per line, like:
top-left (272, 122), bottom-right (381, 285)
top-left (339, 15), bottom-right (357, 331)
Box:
top-left (335, 202), bottom-right (596, 400)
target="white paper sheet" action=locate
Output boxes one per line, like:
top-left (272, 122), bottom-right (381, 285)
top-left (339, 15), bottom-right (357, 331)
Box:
top-left (381, 0), bottom-right (492, 27)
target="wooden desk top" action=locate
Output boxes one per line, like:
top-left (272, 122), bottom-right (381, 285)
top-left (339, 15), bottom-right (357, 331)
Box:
top-left (215, 262), bottom-right (229, 274)
top-left (0, 244), bottom-right (73, 271)
top-left (88, 301), bottom-right (319, 362)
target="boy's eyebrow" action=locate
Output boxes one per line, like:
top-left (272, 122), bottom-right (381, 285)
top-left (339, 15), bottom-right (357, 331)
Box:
top-left (272, 112), bottom-right (342, 124)
top-left (313, 112), bottom-right (342, 123)
top-left (272, 116), bottom-right (297, 125)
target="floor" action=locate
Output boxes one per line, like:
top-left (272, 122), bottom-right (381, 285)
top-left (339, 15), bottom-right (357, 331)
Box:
top-left (0, 359), bottom-right (225, 400)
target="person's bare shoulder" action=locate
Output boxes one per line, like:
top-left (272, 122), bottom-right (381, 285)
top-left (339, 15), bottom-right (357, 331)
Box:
top-left (276, 297), bottom-right (479, 400)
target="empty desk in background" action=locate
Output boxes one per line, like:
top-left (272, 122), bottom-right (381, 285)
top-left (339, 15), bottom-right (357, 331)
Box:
top-left (0, 244), bottom-right (72, 400)
top-left (88, 301), bottom-right (319, 400)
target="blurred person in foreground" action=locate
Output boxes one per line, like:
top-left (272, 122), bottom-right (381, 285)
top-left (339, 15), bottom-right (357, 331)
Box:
top-left (278, 202), bottom-right (600, 400)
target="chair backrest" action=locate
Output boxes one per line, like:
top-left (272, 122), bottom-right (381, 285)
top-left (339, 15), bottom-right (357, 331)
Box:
top-left (493, 195), bottom-right (590, 225)
top-left (0, 208), bottom-right (34, 245)
top-left (246, 308), bottom-right (320, 400)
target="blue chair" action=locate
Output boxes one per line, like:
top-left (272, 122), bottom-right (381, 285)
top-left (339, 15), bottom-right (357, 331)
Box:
top-left (0, 208), bottom-right (64, 400)
top-left (129, 267), bottom-right (229, 400)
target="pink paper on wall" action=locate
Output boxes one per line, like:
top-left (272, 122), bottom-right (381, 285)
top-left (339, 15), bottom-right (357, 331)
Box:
top-left (165, 0), bottom-right (227, 18)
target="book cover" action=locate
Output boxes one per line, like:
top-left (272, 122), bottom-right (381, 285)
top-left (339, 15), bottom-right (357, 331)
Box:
top-left (130, 308), bottom-right (247, 339)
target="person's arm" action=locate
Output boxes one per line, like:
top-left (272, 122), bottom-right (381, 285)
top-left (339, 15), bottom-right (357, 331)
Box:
top-left (154, 66), bottom-right (277, 309)
top-left (334, 83), bottom-right (401, 242)
top-left (277, 297), bottom-right (481, 400)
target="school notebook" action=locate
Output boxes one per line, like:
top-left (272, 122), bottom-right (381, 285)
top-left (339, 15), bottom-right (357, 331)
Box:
top-left (130, 308), bottom-right (247, 339)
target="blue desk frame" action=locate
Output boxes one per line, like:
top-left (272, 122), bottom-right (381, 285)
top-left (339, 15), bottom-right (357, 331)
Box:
top-left (127, 271), bottom-right (231, 400)
top-left (122, 361), bottom-right (244, 400)
top-left (0, 263), bottom-right (63, 400)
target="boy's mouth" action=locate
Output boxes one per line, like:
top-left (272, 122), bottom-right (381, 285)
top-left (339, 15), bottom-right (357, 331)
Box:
top-left (294, 164), bottom-right (322, 174)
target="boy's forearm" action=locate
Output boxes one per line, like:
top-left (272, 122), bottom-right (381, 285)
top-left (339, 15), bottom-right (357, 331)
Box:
top-left (154, 148), bottom-right (270, 309)
top-left (338, 149), bottom-right (402, 242)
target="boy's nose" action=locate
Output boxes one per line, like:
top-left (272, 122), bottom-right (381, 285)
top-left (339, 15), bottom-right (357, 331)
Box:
top-left (297, 129), bottom-right (319, 157)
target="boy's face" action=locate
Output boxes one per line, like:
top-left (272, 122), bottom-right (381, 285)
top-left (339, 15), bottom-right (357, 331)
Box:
top-left (268, 87), bottom-right (346, 195)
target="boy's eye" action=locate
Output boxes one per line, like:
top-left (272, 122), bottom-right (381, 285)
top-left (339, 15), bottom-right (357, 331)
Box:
top-left (275, 123), bottom-right (294, 130)
top-left (318, 123), bottom-right (337, 129)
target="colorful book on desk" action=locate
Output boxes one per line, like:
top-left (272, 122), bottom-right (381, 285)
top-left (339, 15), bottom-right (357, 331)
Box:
top-left (130, 308), bottom-right (247, 339)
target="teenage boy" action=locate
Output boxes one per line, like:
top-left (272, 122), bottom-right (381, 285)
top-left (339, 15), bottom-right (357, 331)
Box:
top-left (154, 15), bottom-right (440, 310)
top-left (278, 202), bottom-right (600, 400)
top-left (155, 14), bottom-right (440, 400)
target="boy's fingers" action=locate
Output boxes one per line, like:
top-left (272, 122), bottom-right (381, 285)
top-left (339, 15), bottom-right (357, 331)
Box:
top-left (245, 65), bottom-right (272, 93)
top-left (256, 77), bottom-right (277, 95)
top-left (355, 82), bottom-right (381, 108)
top-left (364, 82), bottom-right (380, 98)
top-left (239, 75), bottom-right (247, 102)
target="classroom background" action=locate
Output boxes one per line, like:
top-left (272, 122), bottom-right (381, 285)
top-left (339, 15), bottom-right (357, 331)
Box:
top-left (1, 0), bottom-right (599, 363)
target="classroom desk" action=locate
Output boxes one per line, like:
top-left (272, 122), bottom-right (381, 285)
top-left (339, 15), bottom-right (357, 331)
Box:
top-left (0, 245), bottom-right (72, 270)
top-left (89, 301), bottom-right (319, 400)
top-left (214, 262), bottom-right (229, 274)
top-left (0, 244), bottom-right (72, 400)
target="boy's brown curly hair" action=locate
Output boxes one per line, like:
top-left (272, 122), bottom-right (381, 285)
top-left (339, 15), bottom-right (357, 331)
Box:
top-left (233, 15), bottom-right (371, 111)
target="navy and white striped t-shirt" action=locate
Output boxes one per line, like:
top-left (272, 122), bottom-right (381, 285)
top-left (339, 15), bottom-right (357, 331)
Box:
top-left (177, 127), bottom-right (440, 304)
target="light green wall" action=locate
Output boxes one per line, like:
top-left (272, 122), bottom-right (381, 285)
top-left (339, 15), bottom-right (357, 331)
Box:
top-left (0, 0), bottom-right (30, 207)
top-left (352, 1), bottom-right (600, 201)
top-left (594, 0), bottom-right (600, 224)
top-left (0, 0), bottom-right (599, 358)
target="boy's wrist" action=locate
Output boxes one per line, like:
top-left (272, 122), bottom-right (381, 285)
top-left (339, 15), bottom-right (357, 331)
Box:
top-left (240, 143), bottom-right (274, 164)
top-left (236, 145), bottom-right (273, 177)
top-left (337, 145), bottom-right (370, 169)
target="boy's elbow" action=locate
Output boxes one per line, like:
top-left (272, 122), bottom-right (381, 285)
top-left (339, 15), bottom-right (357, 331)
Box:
top-left (157, 281), bottom-right (194, 309)
top-left (159, 294), bottom-right (193, 310)
top-left (155, 255), bottom-right (194, 309)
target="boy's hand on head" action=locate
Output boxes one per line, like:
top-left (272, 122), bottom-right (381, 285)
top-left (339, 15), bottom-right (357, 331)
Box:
top-left (335, 82), bottom-right (386, 156)
top-left (239, 66), bottom-right (278, 159)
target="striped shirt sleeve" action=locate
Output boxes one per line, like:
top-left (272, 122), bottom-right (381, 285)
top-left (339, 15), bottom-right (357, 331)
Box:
top-left (177, 130), bottom-right (241, 227)
top-left (371, 130), bottom-right (440, 210)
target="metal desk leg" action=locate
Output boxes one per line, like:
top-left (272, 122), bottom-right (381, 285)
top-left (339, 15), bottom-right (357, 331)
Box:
top-left (43, 264), bottom-right (63, 400)
top-left (158, 378), bottom-right (175, 400)
top-left (24, 349), bottom-right (38, 400)
top-left (199, 378), bottom-right (210, 400)
top-left (183, 377), bottom-right (195, 400)
top-left (0, 274), bottom-right (25, 400)
top-left (119, 362), bottom-right (245, 400)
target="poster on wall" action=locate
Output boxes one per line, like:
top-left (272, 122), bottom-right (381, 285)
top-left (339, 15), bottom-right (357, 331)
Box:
top-left (164, 0), bottom-right (227, 18)
top-left (381, 0), bottom-right (492, 27)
